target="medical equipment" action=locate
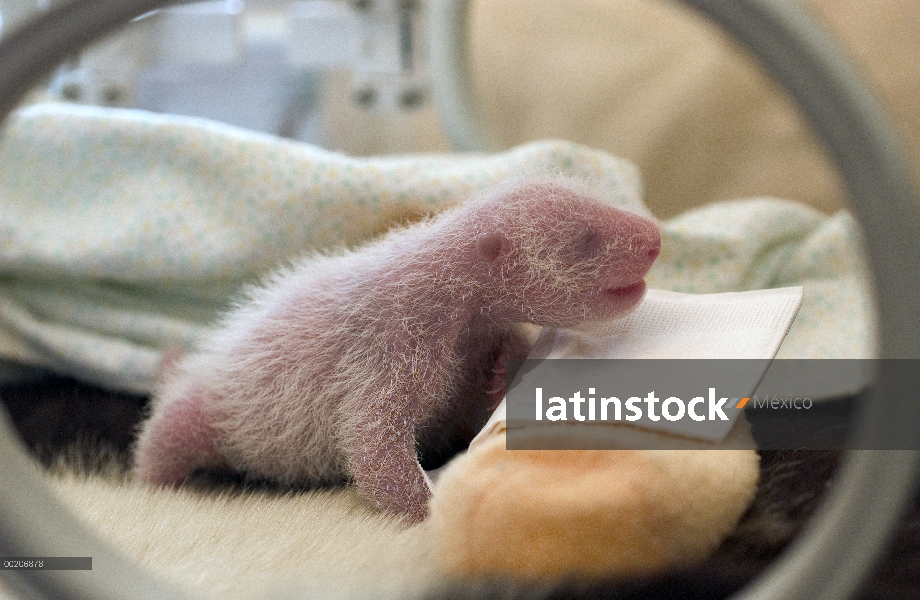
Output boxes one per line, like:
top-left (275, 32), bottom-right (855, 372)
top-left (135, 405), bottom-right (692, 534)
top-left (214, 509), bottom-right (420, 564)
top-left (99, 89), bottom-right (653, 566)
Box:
top-left (0, 1), bottom-right (918, 599)
top-left (0, 0), bottom-right (428, 120)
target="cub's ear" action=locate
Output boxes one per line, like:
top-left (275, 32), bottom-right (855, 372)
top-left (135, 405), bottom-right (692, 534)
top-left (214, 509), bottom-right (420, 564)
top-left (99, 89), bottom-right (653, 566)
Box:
top-left (475, 231), bottom-right (508, 262)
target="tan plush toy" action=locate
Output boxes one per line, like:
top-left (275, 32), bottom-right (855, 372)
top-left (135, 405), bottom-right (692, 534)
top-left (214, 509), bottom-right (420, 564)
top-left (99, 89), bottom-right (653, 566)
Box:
top-left (428, 413), bottom-right (759, 580)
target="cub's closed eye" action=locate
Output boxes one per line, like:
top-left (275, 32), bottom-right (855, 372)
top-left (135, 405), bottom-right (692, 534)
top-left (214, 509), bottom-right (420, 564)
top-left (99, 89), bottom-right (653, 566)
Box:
top-left (476, 232), bottom-right (506, 261)
top-left (576, 229), bottom-right (602, 255)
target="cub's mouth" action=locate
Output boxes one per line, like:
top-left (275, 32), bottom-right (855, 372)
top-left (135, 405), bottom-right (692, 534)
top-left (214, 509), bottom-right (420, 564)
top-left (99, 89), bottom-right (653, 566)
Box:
top-left (597, 279), bottom-right (648, 317)
top-left (604, 280), bottom-right (646, 300)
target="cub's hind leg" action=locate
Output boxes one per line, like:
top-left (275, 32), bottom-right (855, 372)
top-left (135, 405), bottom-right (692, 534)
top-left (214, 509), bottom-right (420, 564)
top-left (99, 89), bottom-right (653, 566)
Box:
top-left (133, 388), bottom-right (227, 486)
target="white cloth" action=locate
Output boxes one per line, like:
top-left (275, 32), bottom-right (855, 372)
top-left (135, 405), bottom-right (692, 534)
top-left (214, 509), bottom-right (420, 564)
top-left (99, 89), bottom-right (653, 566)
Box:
top-left (0, 104), bottom-right (874, 393)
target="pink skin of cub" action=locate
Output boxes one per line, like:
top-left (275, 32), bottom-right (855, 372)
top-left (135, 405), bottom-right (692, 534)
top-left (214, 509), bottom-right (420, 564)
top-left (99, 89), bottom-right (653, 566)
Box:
top-left (132, 177), bottom-right (661, 524)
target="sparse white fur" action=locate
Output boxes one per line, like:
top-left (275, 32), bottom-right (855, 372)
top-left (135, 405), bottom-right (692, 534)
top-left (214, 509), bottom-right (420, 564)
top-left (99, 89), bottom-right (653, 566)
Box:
top-left (133, 176), bottom-right (661, 522)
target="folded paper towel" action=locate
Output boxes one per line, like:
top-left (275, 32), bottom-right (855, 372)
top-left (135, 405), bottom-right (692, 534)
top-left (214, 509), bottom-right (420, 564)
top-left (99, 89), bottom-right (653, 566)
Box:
top-left (529, 287), bottom-right (803, 361)
top-left (472, 286), bottom-right (803, 448)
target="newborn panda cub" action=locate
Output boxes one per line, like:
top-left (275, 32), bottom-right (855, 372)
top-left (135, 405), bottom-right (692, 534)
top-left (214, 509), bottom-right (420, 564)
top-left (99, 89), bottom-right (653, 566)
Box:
top-left (132, 177), bottom-right (661, 523)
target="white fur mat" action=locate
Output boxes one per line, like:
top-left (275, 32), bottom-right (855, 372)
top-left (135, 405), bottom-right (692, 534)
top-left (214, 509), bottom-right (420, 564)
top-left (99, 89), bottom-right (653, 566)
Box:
top-left (0, 466), bottom-right (441, 600)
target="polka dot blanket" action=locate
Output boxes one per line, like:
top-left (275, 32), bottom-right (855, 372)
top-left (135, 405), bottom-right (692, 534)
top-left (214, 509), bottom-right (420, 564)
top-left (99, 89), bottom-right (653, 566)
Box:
top-left (0, 103), bottom-right (875, 393)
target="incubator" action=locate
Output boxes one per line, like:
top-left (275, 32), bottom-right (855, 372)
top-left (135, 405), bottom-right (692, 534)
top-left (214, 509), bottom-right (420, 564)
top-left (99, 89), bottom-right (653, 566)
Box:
top-left (0, 2), bottom-right (917, 599)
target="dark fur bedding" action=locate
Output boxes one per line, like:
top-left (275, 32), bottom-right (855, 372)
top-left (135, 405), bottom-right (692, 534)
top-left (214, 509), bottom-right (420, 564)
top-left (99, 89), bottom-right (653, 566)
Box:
top-left (0, 375), bottom-right (146, 470)
top-left (1, 376), bottom-right (918, 599)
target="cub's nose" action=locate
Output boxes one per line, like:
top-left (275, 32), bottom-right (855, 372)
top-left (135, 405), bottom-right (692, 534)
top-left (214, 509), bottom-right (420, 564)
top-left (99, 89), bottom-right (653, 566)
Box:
top-left (626, 214), bottom-right (661, 272)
